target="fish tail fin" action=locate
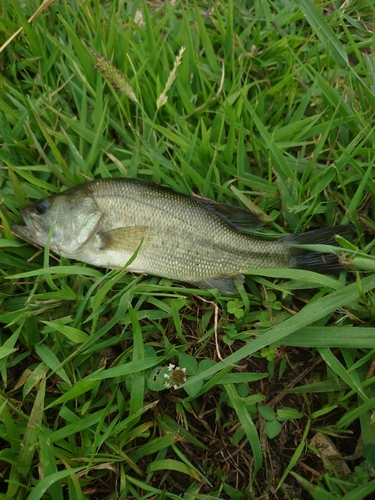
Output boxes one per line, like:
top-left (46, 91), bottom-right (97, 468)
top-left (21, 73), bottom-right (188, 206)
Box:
top-left (284, 224), bottom-right (355, 273)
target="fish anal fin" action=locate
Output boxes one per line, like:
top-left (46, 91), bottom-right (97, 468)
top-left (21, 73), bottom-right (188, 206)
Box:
top-left (99, 226), bottom-right (150, 253)
top-left (188, 275), bottom-right (244, 295)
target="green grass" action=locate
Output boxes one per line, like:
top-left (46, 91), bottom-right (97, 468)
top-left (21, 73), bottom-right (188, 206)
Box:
top-left (1, 0), bottom-right (375, 498)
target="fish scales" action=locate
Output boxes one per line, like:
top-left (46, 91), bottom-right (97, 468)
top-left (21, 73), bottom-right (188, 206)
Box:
top-left (13, 178), bottom-right (354, 293)
top-left (88, 179), bottom-right (289, 279)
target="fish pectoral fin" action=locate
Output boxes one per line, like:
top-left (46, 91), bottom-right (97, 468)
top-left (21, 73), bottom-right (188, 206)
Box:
top-left (188, 275), bottom-right (244, 295)
top-left (99, 226), bottom-right (151, 253)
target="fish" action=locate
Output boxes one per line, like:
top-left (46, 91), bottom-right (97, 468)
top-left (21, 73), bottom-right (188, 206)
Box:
top-left (13, 177), bottom-right (354, 294)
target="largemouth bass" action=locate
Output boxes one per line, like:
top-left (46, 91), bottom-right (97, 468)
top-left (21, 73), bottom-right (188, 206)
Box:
top-left (13, 178), bottom-right (353, 294)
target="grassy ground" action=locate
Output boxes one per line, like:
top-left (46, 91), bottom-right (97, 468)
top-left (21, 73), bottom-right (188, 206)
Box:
top-left (1, 0), bottom-right (375, 498)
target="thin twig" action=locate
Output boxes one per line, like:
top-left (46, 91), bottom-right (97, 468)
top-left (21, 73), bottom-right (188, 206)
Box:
top-left (0, 0), bottom-right (56, 54)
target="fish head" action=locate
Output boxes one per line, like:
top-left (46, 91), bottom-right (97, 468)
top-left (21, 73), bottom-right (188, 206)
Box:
top-left (13, 189), bottom-right (103, 257)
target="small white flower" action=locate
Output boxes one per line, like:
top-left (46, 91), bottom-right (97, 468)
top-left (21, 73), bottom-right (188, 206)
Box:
top-left (163, 364), bottom-right (187, 390)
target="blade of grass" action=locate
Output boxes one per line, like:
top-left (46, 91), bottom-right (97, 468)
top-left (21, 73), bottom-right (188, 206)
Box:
top-left (294, 0), bottom-right (348, 68)
top-left (16, 377), bottom-right (46, 477)
top-left (26, 467), bottom-right (87, 500)
top-left (225, 383), bottom-right (262, 476)
top-left (147, 458), bottom-right (204, 482)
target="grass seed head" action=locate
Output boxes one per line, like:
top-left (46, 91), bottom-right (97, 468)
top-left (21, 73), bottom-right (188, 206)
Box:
top-left (95, 56), bottom-right (138, 103)
top-left (156, 46), bottom-right (185, 110)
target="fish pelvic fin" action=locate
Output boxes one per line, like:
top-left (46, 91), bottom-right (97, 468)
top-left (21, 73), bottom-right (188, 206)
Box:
top-left (284, 224), bottom-right (355, 273)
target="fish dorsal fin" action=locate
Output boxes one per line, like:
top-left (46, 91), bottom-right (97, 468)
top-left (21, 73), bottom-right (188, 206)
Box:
top-left (99, 226), bottom-right (150, 253)
top-left (194, 198), bottom-right (263, 234)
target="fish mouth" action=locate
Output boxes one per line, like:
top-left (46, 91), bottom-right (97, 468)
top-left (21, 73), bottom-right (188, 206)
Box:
top-left (13, 223), bottom-right (37, 244)
top-left (13, 208), bottom-right (44, 246)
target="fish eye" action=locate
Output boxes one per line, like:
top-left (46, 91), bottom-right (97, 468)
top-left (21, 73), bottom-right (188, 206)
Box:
top-left (35, 199), bottom-right (50, 215)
